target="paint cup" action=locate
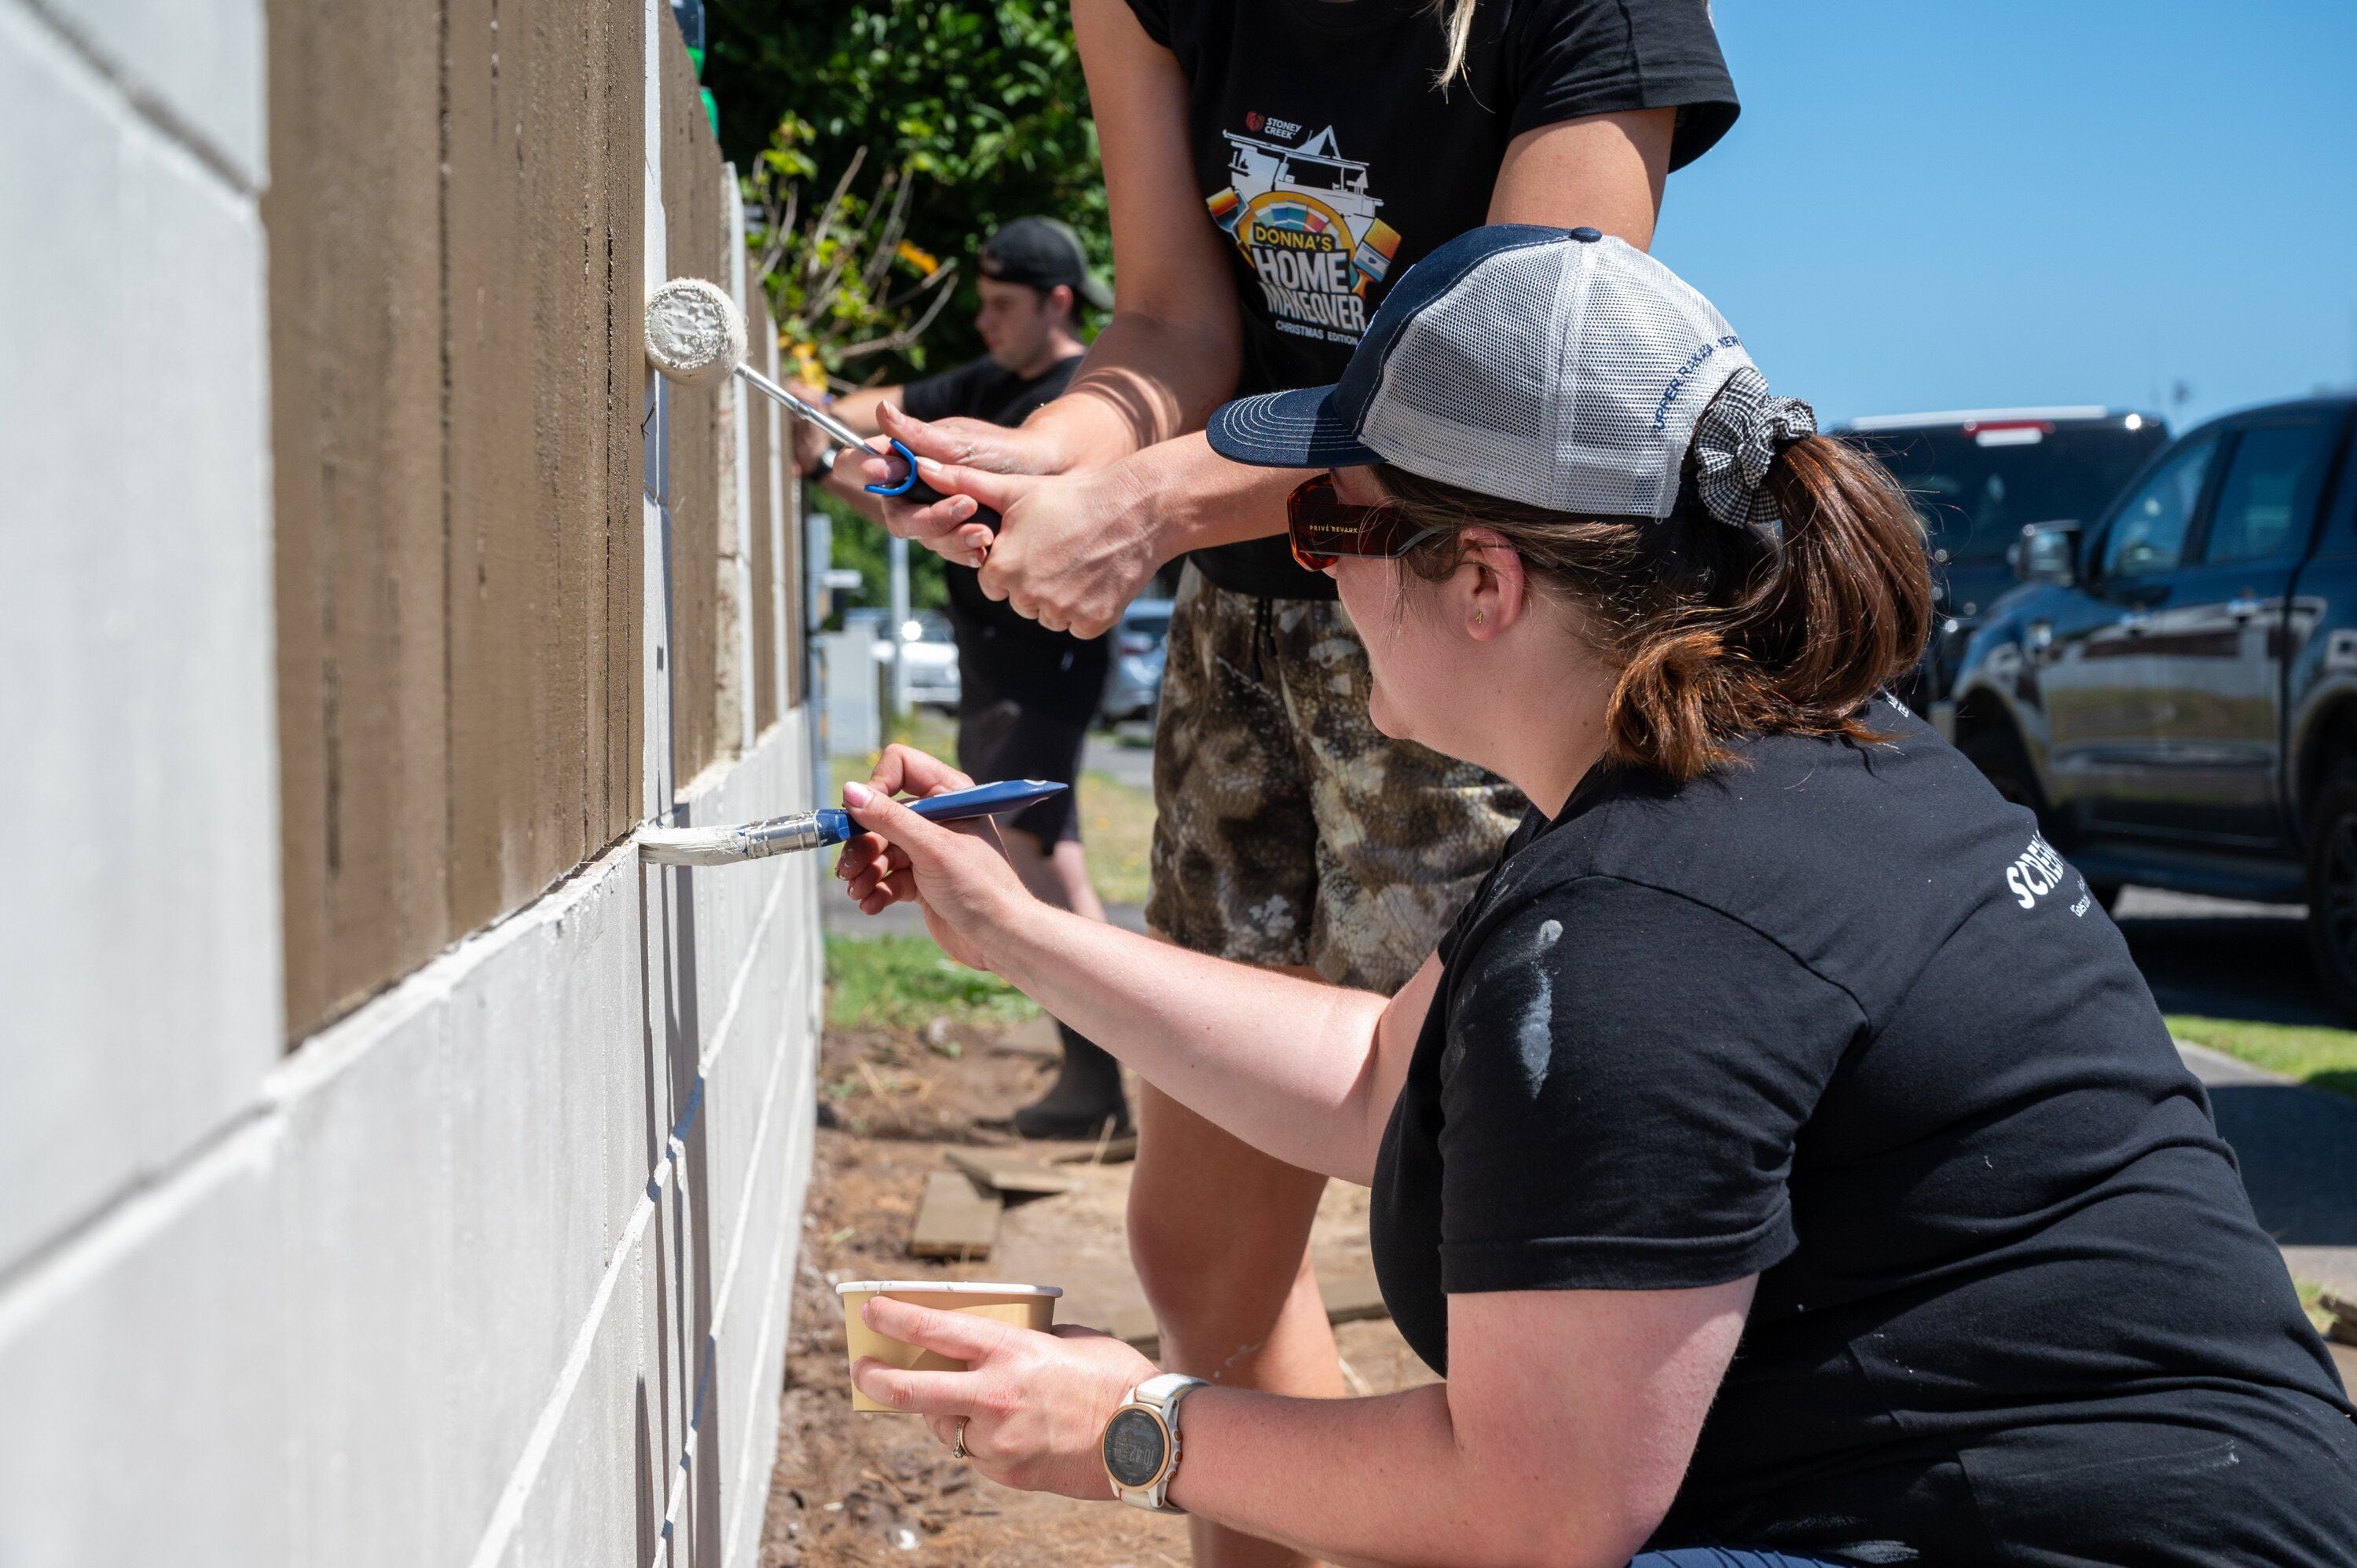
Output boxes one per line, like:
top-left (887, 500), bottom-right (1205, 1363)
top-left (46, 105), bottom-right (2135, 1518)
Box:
top-left (836, 1280), bottom-right (1063, 1413)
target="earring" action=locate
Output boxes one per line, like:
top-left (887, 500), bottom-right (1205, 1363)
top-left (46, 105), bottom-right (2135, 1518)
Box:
top-left (1472, 610), bottom-right (1486, 624)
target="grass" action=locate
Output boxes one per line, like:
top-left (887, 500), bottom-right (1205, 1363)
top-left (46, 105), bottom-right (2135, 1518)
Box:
top-left (2165, 1015), bottom-right (2357, 1104)
top-left (828, 707), bottom-right (1160, 909)
top-left (1076, 766), bottom-right (1157, 907)
top-left (2297, 1279), bottom-right (2330, 1336)
top-left (823, 931), bottom-right (1038, 1032)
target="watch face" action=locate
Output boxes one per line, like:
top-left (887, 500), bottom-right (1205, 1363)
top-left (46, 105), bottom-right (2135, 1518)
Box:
top-left (1102, 1406), bottom-right (1170, 1489)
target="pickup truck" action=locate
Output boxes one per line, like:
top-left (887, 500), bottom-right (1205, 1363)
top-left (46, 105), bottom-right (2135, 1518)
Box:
top-left (1940, 394), bottom-right (2357, 1016)
top-left (1837, 408), bottom-right (2168, 709)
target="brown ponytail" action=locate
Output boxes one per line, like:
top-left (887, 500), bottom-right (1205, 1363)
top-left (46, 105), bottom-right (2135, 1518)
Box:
top-left (1376, 436), bottom-right (1934, 780)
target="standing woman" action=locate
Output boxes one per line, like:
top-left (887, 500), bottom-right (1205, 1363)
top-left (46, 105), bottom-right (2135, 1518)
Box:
top-left (834, 227), bottom-right (2357, 1568)
top-left (861, 13), bottom-right (1736, 1563)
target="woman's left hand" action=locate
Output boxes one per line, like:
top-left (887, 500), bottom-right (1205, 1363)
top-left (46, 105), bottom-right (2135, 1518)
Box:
top-left (849, 1295), bottom-right (1161, 1500)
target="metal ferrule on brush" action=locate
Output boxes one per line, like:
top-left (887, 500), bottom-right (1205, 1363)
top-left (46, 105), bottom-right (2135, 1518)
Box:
top-left (638, 808), bottom-right (853, 866)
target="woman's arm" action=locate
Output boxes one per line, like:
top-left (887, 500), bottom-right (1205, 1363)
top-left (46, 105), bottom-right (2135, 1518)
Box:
top-left (859, 0), bottom-right (1239, 547)
top-left (837, 749), bottom-right (1428, 1182)
top-left (1036, 0), bottom-right (1242, 463)
top-left (1488, 108), bottom-right (1675, 237)
top-left (853, 1277), bottom-right (1756, 1568)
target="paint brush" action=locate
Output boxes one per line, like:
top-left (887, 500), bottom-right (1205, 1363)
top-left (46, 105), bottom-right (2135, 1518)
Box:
top-left (638, 779), bottom-right (1067, 866)
top-left (643, 277), bottom-right (999, 531)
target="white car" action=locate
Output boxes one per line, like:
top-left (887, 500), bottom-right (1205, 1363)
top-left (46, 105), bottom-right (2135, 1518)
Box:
top-left (842, 607), bottom-right (962, 709)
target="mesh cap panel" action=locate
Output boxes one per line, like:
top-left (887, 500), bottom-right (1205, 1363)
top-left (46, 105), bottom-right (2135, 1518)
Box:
top-left (1360, 234), bottom-right (1756, 518)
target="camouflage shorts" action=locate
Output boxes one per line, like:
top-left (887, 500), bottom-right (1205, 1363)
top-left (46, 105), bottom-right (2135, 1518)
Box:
top-left (1146, 565), bottom-right (1527, 993)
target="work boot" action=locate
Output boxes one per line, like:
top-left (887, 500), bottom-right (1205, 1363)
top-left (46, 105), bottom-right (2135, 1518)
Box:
top-left (1011, 1022), bottom-right (1131, 1141)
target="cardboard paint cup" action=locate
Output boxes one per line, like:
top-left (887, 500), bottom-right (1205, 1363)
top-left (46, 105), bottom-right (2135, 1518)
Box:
top-left (836, 1280), bottom-right (1063, 1413)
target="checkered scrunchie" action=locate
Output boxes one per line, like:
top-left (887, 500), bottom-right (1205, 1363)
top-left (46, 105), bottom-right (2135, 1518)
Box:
top-left (1691, 366), bottom-right (1816, 540)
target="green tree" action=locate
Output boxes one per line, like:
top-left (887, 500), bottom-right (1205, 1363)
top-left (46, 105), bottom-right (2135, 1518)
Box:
top-left (706, 1), bottom-right (1106, 384)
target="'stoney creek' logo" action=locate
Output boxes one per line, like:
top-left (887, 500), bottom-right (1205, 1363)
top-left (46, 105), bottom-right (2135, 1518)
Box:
top-left (1208, 123), bottom-right (1402, 346)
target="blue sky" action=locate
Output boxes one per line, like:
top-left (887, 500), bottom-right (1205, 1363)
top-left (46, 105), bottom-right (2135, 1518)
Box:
top-left (1652, 0), bottom-right (2357, 431)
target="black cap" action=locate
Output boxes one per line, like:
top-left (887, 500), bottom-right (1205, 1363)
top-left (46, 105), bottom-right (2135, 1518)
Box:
top-left (978, 217), bottom-right (1113, 310)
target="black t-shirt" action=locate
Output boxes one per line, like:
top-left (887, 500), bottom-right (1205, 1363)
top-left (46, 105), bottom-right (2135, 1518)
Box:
top-left (900, 354), bottom-right (1109, 710)
top-left (1126, 0), bottom-right (1738, 600)
top-left (1369, 711), bottom-right (2357, 1564)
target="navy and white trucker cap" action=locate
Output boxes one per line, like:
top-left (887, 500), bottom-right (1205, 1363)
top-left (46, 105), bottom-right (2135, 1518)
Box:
top-left (1208, 225), bottom-right (1758, 521)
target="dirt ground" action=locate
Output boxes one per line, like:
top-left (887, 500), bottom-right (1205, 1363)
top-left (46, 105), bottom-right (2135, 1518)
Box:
top-left (757, 1006), bottom-right (1436, 1567)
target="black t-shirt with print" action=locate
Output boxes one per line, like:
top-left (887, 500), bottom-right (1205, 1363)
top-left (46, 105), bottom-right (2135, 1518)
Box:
top-left (1369, 710), bottom-right (2357, 1564)
top-left (900, 354), bottom-right (1109, 709)
top-left (1125, 0), bottom-right (1738, 600)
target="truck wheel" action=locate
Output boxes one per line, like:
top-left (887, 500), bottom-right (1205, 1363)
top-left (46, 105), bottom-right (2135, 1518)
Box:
top-left (1959, 725), bottom-right (2044, 815)
top-left (2305, 760), bottom-right (2357, 1024)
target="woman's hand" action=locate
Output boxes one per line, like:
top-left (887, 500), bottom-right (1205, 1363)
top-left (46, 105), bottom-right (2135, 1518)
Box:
top-left (851, 405), bottom-right (1072, 568)
top-left (849, 1295), bottom-right (1160, 1500)
top-left (833, 745), bottom-right (1035, 973)
top-left (878, 457), bottom-right (1166, 639)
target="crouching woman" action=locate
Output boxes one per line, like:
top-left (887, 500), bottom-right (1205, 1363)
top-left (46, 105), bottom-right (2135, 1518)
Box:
top-left (833, 227), bottom-right (2357, 1566)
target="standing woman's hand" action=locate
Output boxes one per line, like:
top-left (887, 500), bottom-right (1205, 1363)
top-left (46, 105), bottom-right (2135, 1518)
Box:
top-left (857, 448), bottom-right (1167, 639)
top-left (850, 1296), bottom-right (1160, 1500)
top-left (849, 408), bottom-right (1072, 566)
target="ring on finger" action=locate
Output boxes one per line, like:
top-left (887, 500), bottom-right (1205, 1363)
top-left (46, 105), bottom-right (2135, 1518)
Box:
top-left (951, 1416), bottom-right (970, 1460)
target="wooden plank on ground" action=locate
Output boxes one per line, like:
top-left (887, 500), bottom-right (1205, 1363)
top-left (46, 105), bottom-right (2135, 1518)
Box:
top-left (1047, 1134), bottom-right (1138, 1166)
top-left (2322, 1290), bottom-right (2357, 1346)
top-left (944, 1148), bottom-right (1076, 1197)
top-left (909, 1172), bottom-right (1002, 1260)
top-left (992, 1015), bottom-right (1061, 1059)
top-left (1318, 1270), bottom-right (1389, 1326)
top-left (1105, 1269), bottom-right (1387, 1361)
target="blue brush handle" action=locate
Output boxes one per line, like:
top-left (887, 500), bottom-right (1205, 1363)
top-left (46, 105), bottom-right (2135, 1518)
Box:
top-left (815, 779), bottom-right (1068, 847)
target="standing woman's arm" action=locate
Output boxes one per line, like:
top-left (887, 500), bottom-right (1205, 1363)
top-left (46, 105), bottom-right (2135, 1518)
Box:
top-left (1488, 108), bottom-right (1676, 240)
top-left (861, 0), bottom-right (1241, 541)
top-left (1036, 0), bottom-right (1242, 465)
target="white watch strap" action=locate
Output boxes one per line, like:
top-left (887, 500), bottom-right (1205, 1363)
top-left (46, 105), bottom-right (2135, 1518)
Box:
top-left (1135, 1372), bottom-right (1202, 1407)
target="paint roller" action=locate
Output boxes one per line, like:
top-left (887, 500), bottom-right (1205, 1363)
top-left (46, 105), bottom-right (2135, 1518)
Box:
top-left (638, 779), bottom-right (1065, 866)
top-left (643, 277), bottom-right (1000, 533)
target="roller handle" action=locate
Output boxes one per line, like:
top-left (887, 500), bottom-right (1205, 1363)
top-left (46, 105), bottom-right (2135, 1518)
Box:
top-left (864, 438), bottom-right (1003, 535)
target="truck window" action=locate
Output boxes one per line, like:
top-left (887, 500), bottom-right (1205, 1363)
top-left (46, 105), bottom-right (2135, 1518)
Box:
top-left (2102, 437), bottom-right (2216, 579)
top-left (2203, 420), bottom-right (2336, 565)
top-left (1847, 425), bottom-right (2163, 565)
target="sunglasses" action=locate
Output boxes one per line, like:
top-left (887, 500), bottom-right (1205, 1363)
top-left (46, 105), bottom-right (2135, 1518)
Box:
top-left (1285, 473), bottom-right (1442, 571)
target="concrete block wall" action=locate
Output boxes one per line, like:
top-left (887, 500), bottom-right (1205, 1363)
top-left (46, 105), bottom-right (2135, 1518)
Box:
top-left (0, 1), bottom-right (824, 1562)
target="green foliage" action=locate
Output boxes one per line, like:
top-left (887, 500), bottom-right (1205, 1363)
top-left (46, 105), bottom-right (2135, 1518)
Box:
top-left (706, 1), bottom-right (1105, 383)
top-left (825, 932), bottom-right (1039, 1031)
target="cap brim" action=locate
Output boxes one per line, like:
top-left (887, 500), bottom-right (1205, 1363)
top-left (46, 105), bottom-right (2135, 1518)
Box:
top-left (1079, 276), bottom-right (1114, 310)
top-left (1207, 386), bottom-right (1383, 470)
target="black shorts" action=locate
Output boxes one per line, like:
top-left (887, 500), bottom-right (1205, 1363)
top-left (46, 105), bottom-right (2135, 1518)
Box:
top-left (955, 648), bottom-right (1104, 846)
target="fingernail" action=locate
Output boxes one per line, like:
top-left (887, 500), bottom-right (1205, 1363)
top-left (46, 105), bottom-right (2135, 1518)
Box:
top-left (843, 781), bottom-right (873, 807)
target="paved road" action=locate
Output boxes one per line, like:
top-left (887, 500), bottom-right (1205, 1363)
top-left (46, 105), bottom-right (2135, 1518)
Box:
top-left (1083, 727), bottom-right (1155, 791)
top-left (2119, 888), bottom-right (2357, 1301)
top-left (2114, 887), bottom-right (2338, 1026)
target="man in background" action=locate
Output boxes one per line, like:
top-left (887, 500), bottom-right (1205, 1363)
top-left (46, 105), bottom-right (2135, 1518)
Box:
top-left (797, 217), bottom-right (1130, 1139)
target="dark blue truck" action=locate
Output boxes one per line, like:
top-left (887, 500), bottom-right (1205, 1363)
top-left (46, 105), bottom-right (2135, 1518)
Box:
top-left (1938, 394), bottom-right (2357, 1016)
top-left (1838, 408), bottom-right (2168, 710)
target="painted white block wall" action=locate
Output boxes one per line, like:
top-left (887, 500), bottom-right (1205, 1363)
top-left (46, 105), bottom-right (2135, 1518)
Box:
top-left (0, 0), bottom-right (824, 1562)
top-left (0, 0), bottom-right (282, 1277)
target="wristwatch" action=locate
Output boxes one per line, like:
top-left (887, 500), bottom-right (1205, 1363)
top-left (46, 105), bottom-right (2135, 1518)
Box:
top-left (1101, 1373), bottom-right (1208, 1513)
top-left (803, 445), bottom-right (838, 482)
